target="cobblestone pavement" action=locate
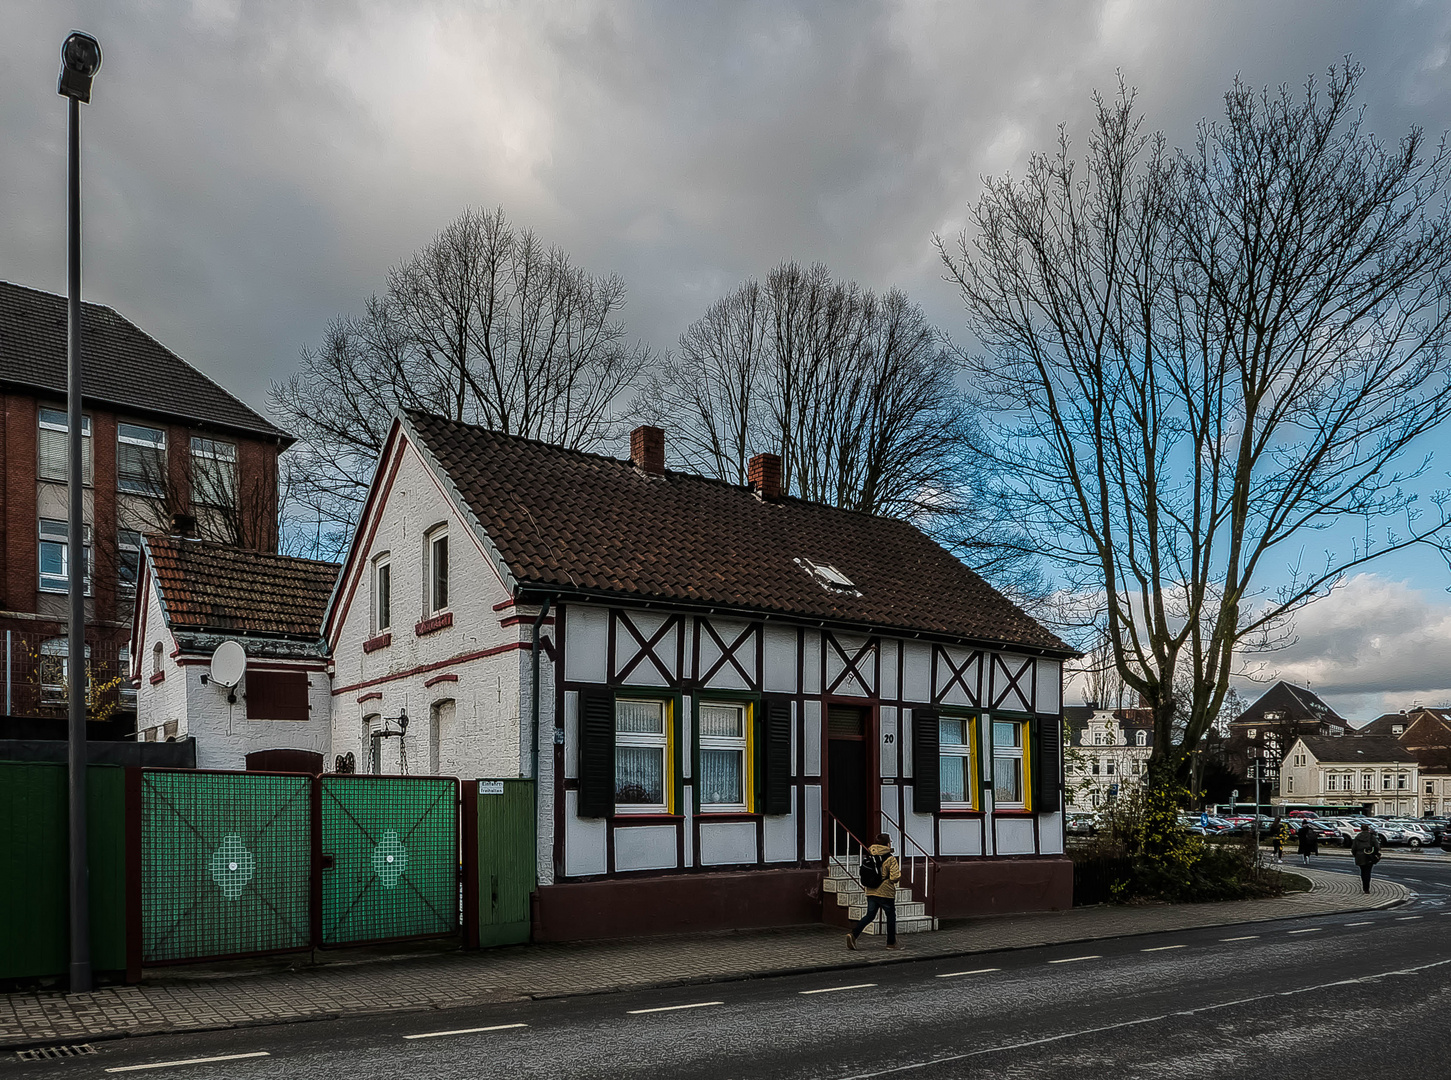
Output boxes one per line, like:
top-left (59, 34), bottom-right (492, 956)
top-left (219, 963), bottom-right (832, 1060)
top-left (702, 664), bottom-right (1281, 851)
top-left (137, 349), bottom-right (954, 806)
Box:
top-left (0, 867), bottom-right (1405, 1049)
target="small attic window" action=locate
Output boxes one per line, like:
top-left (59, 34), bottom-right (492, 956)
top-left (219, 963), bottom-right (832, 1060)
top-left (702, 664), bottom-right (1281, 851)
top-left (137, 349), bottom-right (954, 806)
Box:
top-left (795, 557), bottom-right (860, 597)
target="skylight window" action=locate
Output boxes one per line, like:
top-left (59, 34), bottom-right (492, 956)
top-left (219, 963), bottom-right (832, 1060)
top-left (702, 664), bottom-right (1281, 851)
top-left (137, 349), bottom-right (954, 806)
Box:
top-left (795, 557), bottom-right (860, 596)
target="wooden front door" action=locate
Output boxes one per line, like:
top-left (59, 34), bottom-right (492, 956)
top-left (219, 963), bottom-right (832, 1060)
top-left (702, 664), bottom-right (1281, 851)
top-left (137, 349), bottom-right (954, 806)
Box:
top-left (827, 705), bottom-right (870, 841)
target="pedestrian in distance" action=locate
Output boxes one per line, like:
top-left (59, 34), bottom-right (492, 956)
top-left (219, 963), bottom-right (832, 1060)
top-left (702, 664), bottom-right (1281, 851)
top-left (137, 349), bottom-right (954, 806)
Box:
top-left (1351, 824), bottom-right (1381, 893)
top-left (847, 833), bottom-right (902, 952)
top-left (1271, 818), bottom-right (1288, 864)
top-left (1296, 822), bottom-right (1318, 866)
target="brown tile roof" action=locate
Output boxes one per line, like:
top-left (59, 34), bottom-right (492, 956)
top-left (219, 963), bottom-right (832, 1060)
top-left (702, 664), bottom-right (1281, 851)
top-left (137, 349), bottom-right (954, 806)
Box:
top-left (147, 535), bottom-right (338, 639)
top-left (1298, 735), bottom-right (1417, 764)
top-left (0, 281), bottom-right (288, 441)
top-left (404, 411), bottom-right (1071, 654)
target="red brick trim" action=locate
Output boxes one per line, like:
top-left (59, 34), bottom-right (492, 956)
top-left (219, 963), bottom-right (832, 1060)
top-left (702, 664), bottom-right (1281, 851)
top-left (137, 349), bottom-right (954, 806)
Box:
top-left (492, 598), bottom-right (516, 611)
top-left (499, 615), bottom-right (554, 628)
top-left (424, 673), bottom-right (458, 688)
top-left (415, 611), bottom-right (454, 637)
top-left (149, 671), bottom-right (165, 685)
top-left (357, 691), bottom-right (382, 704)
top-left (363, 632), bottom-right (392, 654)
top-left (332, 640), bottom-right (528, 696)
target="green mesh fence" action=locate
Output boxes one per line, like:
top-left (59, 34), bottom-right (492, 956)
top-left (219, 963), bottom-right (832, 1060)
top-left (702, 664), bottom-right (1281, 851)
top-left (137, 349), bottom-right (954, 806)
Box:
top-left (141, 771), bottom-right (311, 964)
top-left (319, 776), bottom-right (458, 946)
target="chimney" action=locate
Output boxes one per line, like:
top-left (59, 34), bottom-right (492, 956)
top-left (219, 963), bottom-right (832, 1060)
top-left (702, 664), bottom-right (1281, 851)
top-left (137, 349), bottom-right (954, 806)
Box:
top-left (748, 453), bottom-right (782, 500)
top-left (631, 425), bottom-right (665, 475)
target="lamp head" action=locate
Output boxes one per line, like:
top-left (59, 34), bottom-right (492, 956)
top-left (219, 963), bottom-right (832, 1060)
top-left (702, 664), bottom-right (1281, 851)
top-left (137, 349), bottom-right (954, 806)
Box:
top-left (58, 32), bottom-right (102, 103)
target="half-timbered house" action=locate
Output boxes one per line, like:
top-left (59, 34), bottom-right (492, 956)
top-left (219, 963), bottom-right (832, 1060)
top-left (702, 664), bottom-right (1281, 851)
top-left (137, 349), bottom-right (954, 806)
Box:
top-left (323, 411), bottom-right (1077, 940)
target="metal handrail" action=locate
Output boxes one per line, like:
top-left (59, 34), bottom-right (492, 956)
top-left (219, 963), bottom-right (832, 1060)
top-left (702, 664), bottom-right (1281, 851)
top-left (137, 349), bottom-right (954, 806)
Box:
top-left (877, 805), bottom-right (935, 915)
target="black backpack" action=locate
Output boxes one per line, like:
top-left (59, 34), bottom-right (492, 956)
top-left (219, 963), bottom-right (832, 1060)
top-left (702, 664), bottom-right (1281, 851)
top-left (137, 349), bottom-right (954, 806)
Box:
top-left (859, 851), bottom-right (884, 889)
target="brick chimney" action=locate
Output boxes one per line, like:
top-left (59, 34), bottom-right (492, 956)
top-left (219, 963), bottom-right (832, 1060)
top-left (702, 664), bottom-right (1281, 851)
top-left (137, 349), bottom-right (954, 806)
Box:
top-left (748, 453), bottom-right (782, 500)
top-left (631, 425), bottom-right (665, 475)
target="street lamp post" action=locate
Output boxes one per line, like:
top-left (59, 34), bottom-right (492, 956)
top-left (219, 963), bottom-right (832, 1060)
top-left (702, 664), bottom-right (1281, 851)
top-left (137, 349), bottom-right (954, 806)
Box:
top-left (57, 29), bottom-right (102, 995)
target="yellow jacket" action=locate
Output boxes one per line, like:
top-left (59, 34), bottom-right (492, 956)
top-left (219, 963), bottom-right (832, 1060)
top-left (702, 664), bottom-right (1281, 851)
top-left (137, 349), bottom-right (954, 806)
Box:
top-left (863, 844), bottom-right (901, 899)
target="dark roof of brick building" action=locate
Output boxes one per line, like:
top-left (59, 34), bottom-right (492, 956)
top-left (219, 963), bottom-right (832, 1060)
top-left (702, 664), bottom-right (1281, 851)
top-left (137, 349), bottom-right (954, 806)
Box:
top-left (146, 535), bottom-right (338, 640)
top-left (1298, 735), bottom-right (1417, 764)
top-left (404, 411), bottom-right (1072, 654)
top-left (1233, 681), bottom-right (1347, 731)
top-left (0, 281), bottom-right (287, 441)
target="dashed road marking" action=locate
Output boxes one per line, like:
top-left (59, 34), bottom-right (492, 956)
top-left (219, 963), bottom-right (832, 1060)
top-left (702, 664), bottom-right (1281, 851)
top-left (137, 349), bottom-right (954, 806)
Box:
top-left (1396, 916), bottom-right (1424, 921)
top-left (936, 968), bottom-right (1000, 978)
top-left (105, 1053), bottom-right (271, 1073)
top-left (403, 1023), bottom-right (528, 1040)
top-left (1047, 955), bottom-right (1100, 964)
top-left (1345, 921), bottom-right (1373, 926)
top-left (1141, 945), bottom-right (1185, 952)
top-left (1220, 935), bottom-right (1259, 941)
top-left (627, 1002), bottom-right (724, 1015)
top-left (801, 983), bottom-right (877, 995)
top-left (1287, 928), bottom-right (1323, 934)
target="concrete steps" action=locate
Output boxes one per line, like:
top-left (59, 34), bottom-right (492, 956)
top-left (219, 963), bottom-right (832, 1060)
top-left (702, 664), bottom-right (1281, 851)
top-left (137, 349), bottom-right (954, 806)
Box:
top-left (824, 857), bottom-right (937, 935)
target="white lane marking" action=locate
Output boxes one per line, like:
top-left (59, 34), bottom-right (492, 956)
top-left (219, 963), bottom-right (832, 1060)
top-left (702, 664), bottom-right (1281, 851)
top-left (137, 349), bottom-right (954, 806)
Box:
top-left (832, 956), bottom-right (1451, 1079)
top-left (626, 1002), bottom-right (724, 1015)
top-left (403, 1022), bottom-right (529, 1040)
top-left (936, 968), bottom-right (1001, 978)
top-left (1346, 921), bottom-right (1373, 926)
top-left (1220, 935), bottom-right (1259, 941)
top-left (1141, 945), bottom-right (1185, 952)
top-left (801, 983), bottom-right (877, 995)
top-left (1287, 928), bottom-right (1323, 934)
top-left (1047, 955), bottom-right (1100, 964)
top-left (1396, 916), bottom-right (1424, 921)
top-left (106, 1053), bottom-right (271, 1073)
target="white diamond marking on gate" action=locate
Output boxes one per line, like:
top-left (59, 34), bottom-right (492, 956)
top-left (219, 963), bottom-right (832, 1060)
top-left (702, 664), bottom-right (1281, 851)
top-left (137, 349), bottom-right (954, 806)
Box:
top-left (372, 830), bottom-right (409, 887)
top-left (207, 834), bottom-right (255, 900)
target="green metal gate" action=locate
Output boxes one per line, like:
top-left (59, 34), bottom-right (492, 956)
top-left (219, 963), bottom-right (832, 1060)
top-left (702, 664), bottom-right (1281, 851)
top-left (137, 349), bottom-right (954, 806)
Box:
top-left (318, 775), bottom-right (458, 946)
top-left (139, 770), bottom-right (311, 964)
top-left (474, 779), bottom-right (535, 947)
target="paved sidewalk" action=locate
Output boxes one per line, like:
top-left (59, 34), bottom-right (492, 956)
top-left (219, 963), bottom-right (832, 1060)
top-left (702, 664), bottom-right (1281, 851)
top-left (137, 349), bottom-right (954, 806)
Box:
top-left (0, 868), bottom-right (1406, 1050)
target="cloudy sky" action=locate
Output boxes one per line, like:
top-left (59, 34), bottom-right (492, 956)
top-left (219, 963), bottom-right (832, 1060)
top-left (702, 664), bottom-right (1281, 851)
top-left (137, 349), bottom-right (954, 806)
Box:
top-left (3, 0), bottom-right (1450, 716)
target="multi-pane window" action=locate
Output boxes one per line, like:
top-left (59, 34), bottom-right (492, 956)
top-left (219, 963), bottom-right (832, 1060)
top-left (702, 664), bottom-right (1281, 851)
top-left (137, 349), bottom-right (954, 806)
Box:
top-left (427, 530), bottom-right (449, 613)
top-left (118, 643), bottom-right (136, 706)
top-left (118, 529), bottom-right (142, 594)
top-left (373, 556), bottom-right (391, 632)
top-left (992, 719), bottom-right (1028, 809)
top-left (190, 437), bottom-right (236, 507)
top-left (615, 698), bottom-right (669, 813)
top-left (1287, 777), bottom-right (1294, 793)
top-left (1397, 774), bottom-right (1407, 790)
top-left (1362, 773), bottom-right (1373, 791)
top-left (1383, 774), bottom-right (1392, 790)
top-left (117, 423), bottom-right (166, 495)
top-left (39, 519), bottom-right (91, 594)
top-left (698, 701), bottom-right (749, 811)
top-left (38, 408), bottom-right (92, 483)
top-left (1326, 775), bottom-right (1337, 792)
top-left (938, 715), bottom-right (975, 808)
top-left (39, 637), bottom-right (89, 702)
top-left (1136, 730), bottom-right (1147, 747)
top-left (1106, 761), bottom-right (1116, 776)
top-left (1428, 781), bottom-right (1436, 796)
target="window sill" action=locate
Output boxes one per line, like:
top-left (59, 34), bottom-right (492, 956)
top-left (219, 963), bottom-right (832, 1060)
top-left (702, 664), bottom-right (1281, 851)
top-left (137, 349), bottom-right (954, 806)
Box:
top-left (415, 612), bottom-right (453, 637)
top-left (938, 808), bottom-right (984, 817)
top-left (363, 632), bottom-right (392, 654)
top-left (696, 810), bottom-right (757, 821)
top-left (992, 808), bottom-right (1034, 816)
top-left (612, 812), bottom-right (681, 823)
top-left (149, 671), bottom-right (165, 685)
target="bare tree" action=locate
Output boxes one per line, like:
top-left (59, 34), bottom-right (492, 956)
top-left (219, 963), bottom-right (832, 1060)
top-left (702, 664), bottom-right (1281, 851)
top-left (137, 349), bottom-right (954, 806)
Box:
top-left (940, 65), bottom-right (1451, 787)
top-left (271, 207), bottom-right (653, 557)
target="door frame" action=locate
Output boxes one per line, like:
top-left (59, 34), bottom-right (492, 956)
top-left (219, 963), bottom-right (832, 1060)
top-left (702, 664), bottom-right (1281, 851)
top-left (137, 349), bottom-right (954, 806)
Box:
top-left (822, 697), bottom-right (879, 848)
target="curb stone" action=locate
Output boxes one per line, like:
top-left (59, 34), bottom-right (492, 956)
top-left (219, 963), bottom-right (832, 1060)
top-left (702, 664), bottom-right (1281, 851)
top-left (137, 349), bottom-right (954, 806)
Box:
top-left (0, 869), bottom-right (1412, 1052)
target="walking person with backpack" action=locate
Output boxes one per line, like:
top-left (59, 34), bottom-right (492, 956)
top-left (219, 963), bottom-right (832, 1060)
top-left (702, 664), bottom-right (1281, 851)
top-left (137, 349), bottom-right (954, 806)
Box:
top-left (1351, 823), bottom-right (1381, 893)
top-left (847, 833), bottom-right (902, 951)
top-left (1296, 821), bottom-right (1318, 866)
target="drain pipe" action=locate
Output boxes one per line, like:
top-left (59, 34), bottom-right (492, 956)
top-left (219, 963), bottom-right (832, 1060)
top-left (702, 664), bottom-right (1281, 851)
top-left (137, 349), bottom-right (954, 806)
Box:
top-left (529, 596), bottom-right (553, 880)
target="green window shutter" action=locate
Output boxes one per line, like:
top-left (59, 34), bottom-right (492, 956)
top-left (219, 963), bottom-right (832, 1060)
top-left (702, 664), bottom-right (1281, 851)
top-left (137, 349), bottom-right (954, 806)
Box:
top-left (761, 696), bottom-right (792, 815)
top-left (578, 688), bottom-right (615, 818)
top-left (912, 707), bottom-right (940, 814)
top-left (1033, 714), bottom-right (1063, 813)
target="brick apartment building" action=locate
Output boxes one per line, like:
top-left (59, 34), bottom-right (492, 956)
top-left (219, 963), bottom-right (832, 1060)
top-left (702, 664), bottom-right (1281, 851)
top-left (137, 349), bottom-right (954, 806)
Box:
top-left (0, 281), bottom-right (289, 723)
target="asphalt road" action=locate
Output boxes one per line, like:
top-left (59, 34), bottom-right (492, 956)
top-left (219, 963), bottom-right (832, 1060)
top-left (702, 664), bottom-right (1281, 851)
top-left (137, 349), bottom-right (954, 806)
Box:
top-left (9, 857), bottom-right (1450, 1080)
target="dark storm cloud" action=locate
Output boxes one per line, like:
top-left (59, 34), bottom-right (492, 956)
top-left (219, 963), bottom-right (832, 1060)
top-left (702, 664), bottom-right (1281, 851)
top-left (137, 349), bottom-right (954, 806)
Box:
top-left (3, 1), bottom-right (1450, 701)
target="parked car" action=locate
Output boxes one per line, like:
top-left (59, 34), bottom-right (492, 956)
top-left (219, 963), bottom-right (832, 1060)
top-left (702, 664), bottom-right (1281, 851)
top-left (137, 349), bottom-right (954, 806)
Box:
top-left (1067, 813), bottom-right (1100, 837)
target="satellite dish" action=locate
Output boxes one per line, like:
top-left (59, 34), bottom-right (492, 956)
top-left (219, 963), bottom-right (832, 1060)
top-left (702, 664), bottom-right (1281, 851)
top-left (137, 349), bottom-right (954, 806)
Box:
top-left (210, 640), bottom-right (247, 688)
